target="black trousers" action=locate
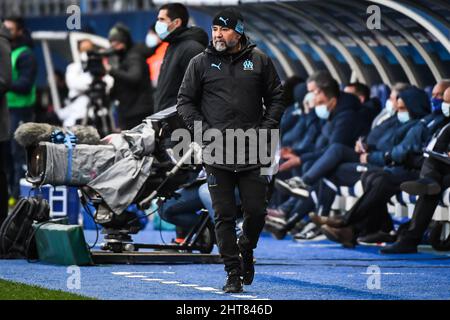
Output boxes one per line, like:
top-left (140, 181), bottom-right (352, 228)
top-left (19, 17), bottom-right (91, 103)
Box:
top-left (0, 141), bottom-right (8, 226)
top-left (205, 165), bottom-right (269, 273)
top-left (403, 157), bottom-right (450, 245)
top-left (344, 166), bottom-right (419, 236)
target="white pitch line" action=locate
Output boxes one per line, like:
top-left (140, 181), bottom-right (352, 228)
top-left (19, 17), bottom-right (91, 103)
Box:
top-left (194, 287), bottom-right (219, 292)
top-left (177, 284), bottom-right (199, 287)
top-left (141, 278), bottom-right (164, 281)
top-left (113, 272), bottom-right (271, 299)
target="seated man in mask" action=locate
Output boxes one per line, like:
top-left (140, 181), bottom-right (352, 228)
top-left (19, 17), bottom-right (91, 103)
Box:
top-left (382, 85), bottom-right (450, 253)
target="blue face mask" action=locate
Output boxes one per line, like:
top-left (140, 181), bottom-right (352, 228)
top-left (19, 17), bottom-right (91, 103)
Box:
top-left (314, 104), bottom-right (330, 120)
top-left (431, 98), bottom-right (443, 114)
top-left (155, 21), bottom-right (171, 40)
top-left (397, 111), bottom-right (411, 123)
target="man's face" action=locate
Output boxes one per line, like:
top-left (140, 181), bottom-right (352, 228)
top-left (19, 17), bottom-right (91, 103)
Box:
top-left (432, 82), bottom-right (447, 100)
top-left (3, 20), bottom-right (22, 41)
top-left (314, 88), bottom-right (337, 112)
top-left (444, 87), bottom-right (450, 104)
top-left (307, 80), bottom-right (317, 93)
top-left (212, 25), bottom-right (240, 52)
top-left (389, 90), bottom-right (400, 111)
top-left (396, 98), bottom-right (408, 113)
top-left (110, 40), bottom-right (126, 52)
top-left (157, 9), bottom-right (180, 33)
top-left (344, 85), bottom-right (365, 104)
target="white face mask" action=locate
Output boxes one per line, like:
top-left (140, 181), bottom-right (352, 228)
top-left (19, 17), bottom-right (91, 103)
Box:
top-left (315, 104), bottom-right (330, 120)
top-left (397, 111), bottom-right (410, 123)
top-left (442, 102), bottom-right (450, 117)
top-left (155, 21), bottom-right (171, 40)
top-left (145, 33), bottom-right (160, 48)
top-left (385, 99), bottom-right (395, 115)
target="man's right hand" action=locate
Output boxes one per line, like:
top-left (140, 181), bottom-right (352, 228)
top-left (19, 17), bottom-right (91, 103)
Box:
top-left (280, 147), bottom-right (293, 158)
top-left (354, 138), bottom-right (367, 154)
top-left (279, 153), bottom-right (301, 172)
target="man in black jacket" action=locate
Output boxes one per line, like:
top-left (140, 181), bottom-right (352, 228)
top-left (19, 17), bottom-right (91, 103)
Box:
top-left (0, 24), bottom-right (11, 225)
top-left (154, 3), bottom-right (208, 112)
top-left (177, 8), bottom-right (284, 293)
top-left (104, 23), bottom-right (154, 130)
top-left (3, 16), bottom-right (37, 203)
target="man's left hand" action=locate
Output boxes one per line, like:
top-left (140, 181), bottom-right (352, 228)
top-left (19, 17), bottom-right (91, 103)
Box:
top-left (279, 153), bottom-right (301, 172)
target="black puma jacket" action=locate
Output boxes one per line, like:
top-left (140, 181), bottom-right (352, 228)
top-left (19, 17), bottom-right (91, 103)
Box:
top-left (177, 36), bottom-right (285, 172)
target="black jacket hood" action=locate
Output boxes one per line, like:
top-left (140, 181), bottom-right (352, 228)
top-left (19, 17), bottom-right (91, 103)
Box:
top-left (166, 26), bottom-right (209, 47)
top-left (330, 92), bottom-right (362, 120)
top-left (398, 86), bottom-right (431, 119)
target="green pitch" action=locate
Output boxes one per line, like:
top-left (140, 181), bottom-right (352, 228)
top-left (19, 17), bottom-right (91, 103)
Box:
top-left (0, 279), bottom-right (95, 300)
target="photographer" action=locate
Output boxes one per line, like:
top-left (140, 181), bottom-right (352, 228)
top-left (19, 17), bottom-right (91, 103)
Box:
top-left (104, 23), bottom-right (154, 130)
top-left (57, 39), bottom-right (113, 127)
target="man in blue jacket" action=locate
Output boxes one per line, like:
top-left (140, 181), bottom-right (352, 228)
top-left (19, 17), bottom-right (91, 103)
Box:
top-left (319, 86), bottom-right (432, 247)
top-left (276, 72), bottom-right (367, 195)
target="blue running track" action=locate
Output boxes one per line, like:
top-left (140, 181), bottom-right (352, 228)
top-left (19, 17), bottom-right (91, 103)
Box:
top-left (0, 228), bottom-right (449, 300)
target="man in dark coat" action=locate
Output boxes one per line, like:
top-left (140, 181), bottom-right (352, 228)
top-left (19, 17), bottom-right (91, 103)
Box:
top-left (3, 16), bottom-right (37, 203)
top-left (105, 23), bottom-right (154, 130)
top-left (0, 24), bottom-right (11, 225)
top-left (154, 3), bottom-right (209, 112)
top-left (177, 7), bottom-right (284, 293)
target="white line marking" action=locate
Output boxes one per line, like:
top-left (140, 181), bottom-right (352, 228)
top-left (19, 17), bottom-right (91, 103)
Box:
top-left (194, 287), bottom-right (219, 292)
top-left (231, 295), bottom-right (258, 299)
top-left (141, 278), bottom-right (164, 281)
top-left (125, 275), bottom-right (146, 278)
top-left (161, 281), bottom-right (181, 284)
top-left (111, 272), bottom-right (133, 275)
top-left (177, 284), bottom-right (199, 287)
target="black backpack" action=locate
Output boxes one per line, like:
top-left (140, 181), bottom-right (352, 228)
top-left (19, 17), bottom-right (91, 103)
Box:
top-left (0, 197), bottom-right (50, 259)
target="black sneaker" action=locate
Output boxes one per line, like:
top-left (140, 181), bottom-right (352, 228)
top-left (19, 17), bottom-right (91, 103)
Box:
top-left (240, 251), bottom-right (255, 286)
top-left (222, 270), bottom-right (243, 293)
top-left (380, 240), bottom-right (418, 254)
top-left (400, 178), bottom-right (441, 196)
top-left (275, 177), bottom-right (310, 198)
top-left (357, 231), bottom-right (396, 245)
top-left (237, 237), bottom-right (255, 285)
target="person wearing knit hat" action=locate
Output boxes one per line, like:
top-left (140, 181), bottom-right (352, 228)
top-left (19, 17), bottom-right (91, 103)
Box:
top-left (177, 7), bottom-right (285, 293)
top-left (211, 7), bottom-right (245, 54)
top-left (108, 22), bottom-right (133, 52)
top-left (103, 22), bottom-right (154, 130)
